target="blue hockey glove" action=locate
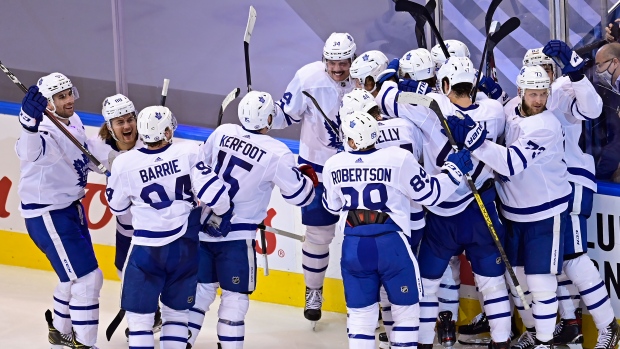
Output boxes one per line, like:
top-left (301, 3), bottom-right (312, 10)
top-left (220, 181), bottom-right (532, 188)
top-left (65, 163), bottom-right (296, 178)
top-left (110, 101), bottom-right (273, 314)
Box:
top-left (19, 85), bottom-right (47, 132)
top-left (376, 58), bottom-right (400, 84)
top-left (398, 80), bottom-right (432, 95)
top-left (543, 40), bottom-right (585, 77)
top-left (204, 204), bottom-right (234, 238)
top-left (441, 149), bottom-right (473, 185)
top-left (478, 75), bottom-right (504, 100)
top-left (442, 112), bottom-right (487, 151)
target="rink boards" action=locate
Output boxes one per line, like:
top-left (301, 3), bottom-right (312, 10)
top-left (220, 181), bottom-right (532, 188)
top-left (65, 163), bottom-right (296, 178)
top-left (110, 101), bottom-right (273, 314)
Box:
top-left (0, 110), bottom-right (619, 347)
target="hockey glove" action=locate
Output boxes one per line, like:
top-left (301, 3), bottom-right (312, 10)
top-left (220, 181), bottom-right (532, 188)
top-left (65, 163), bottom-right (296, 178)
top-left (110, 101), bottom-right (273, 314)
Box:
top-left (478, 75), bottom-right (504, 100)
top-left (376, 58), bottom-right (400, 84)
top-left (204, 204), bottom-right (234, 238)
top-left (543, 40), bottom-right (585, 79)
top-left (398, 80), bottom-right (431, 95)
top-left (444, 113), bottom-right (487, 152)
top-left (441, 149), bottom-right (473, 185)
top-left (298, 164), bottom-right (319, 187)
top-left (19, 85), bottom-right (47, 132)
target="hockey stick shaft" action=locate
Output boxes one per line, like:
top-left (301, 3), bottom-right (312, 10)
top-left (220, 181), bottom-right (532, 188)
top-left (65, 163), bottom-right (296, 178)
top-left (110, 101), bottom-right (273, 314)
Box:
top-left (160, 78), bottom-right (169, 106)
top-left (259, 223), bottom-right (269, 276)
top-left (217, 88), bottom-right (241, 127)
top-left (0, 61), bottom-right (111, 176)
top-left (472, 21), bottom-right (500, 102)
top-left (397, 92), bottom-right (529, 309)
top-left (398, 0), bottom-right (436, 48)
top-left (485, 0), bottom-right (503, 33)
top-left (394, 1), bottom-right (449, 58)
top-left (302, 91), bottom-right (340, 137)
top-left (244, 6), bottom-right (257, 93)
top-left (106, 309), bottom-right (126, 341)
top-left (258, 223), bottom-right (305, 242)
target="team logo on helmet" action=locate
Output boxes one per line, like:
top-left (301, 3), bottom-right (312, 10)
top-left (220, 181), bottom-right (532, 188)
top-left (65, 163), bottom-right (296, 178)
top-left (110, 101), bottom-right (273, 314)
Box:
top-left (362, 54), bottom-right (369, 61)
top-left (245, 117), bottom-right (250, 122)
top-left (350, 120), bottom-right (356, 128)
top-left (38, 78), bottom-right (43, 86)
top-left (155, 112), bottom-right (162, 120)
top-left (406, 53), bottom-right (412, 60)
top-left (347, 34), bottom-right (353, 41)
top-left (259, 96), bottom-right (265, 103)
top-left (371, 132), bottom-right (377, 139)
top-left (103, 99), bottom-right (110, 106)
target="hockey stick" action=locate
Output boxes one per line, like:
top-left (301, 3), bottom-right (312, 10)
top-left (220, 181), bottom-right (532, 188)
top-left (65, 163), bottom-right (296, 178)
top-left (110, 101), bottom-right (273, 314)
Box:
top-left (244, 6), bottom-right (257, 93)
top-left (217, 88), bottom-right (241, 127)
top-left (301, 91), bottom-right (339, 138)
top-left (160, 78), bottom-right (170, 106)
top-left (396, 92), bottom-right (529, 309)
top-left (394, 0), bottom-right (449, 58)
top-left (0, 61), bottom-right (111, 176)
top-left (471, 17), bottom-right (520, 101)
top-left (258, 223), bottom-right (305, 242)
top-left (485, 21), bottom-right (501, 81)
top-left (471, 20), bottom-right (501, 102)
top-left (574, 22), bottom-right (620, 56)
top-left (397, 0), bottom-right (436, 49)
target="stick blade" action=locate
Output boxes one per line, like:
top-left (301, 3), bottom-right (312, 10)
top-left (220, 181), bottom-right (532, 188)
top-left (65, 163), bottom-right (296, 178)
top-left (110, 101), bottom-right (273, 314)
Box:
top-left (489, 17), bottom-right (520, 47)
top-left (396, 92), bottom-right (433, 108)
top-left (244, 6), bottom-right (257, 44)
top-left (222, 88), bottom-right (241, 111)
top-left (485, 0), bottom-right (504, 32)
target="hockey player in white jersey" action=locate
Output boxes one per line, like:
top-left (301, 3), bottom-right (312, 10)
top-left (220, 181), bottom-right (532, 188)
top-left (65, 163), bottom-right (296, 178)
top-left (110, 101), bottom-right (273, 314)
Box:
top-left (350, 50), bottom-right (388, 95)
top-left (16, 73), bottom-right (102, 349)
top-left (106, 106), bottom-right (232, 349)
top-left (186, 91), bottom-right (317, 349)
top-left (398, 48), bottom-right (437, 94)
top-left (376, 56), bottom-right (512, 349)
top-left (271, 32), bottom-right (355, 323)
top-left (508, 43), bottom-right (620, 349)
top-left (447, 65), bottom-right (572, 349)
top-left (322, 110), bottom-right (473, 349)
top-left (340, 88), bottom-right (423, 348)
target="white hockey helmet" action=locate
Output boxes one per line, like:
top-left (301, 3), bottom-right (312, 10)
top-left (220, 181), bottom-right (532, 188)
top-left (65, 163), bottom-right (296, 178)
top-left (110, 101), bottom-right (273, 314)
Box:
top-left (400, 48), bottom-right (435, 80)
top-left (522, 48), bottom-right (554, 67)
top-left (341, 110), bottom-right (379, 150)
top-left (437, 56), bottom-right (476, 95)
top-left (350, 50), bottom-right (388, 91)
top-left (238, 91), bottom-right (275, 131)
top-left (102, 94), bottom-right (135, 122)
top-left (137, 106), bottom-right (177, 143)
top-left (323, 32), bottom-right (356, 61)
top-left (516, 65), bottom-right (550, 98)
top-left (431, 40), bottom-right (471, 71)
top-left (37, 72), bottom-right (79, 100)
top-left (340, 88), bottom-right (378, 116)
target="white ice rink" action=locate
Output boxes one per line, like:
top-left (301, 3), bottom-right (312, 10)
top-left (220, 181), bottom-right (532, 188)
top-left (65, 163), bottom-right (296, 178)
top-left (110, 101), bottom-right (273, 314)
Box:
top-left (0, 265), bottom-right (350, 348)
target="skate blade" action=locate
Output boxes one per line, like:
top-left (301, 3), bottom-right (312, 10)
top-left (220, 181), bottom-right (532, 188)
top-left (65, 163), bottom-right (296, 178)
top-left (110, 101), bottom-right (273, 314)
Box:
top-left (458, 334), bottom-right (492, 346)
top-left (311, 321), bottom-right (317, 331)
top-left (379, 341), bottom-right (390, 349)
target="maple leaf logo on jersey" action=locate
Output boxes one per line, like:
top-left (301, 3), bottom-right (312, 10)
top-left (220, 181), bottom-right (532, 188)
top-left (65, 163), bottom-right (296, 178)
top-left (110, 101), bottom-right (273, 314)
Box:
top-left (324, 113), bottom-right (342, 149)
top-left (73, 151), bottom-right (90, 188)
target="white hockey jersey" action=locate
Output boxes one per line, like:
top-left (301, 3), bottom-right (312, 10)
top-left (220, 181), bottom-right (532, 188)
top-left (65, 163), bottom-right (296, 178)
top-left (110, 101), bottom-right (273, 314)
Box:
top-left (375, 117), bottom-right (425, 230)
top-left (376, 80), bottom-right (505, 216)
top-left (271, 61), bottom-right (354, 181)
top-left (322, 147), bottom-right (460, 237)
top-left (548, 76), bottom-right (602, 191)
top-left (199, 124), bottom-right (315, 242)
top-left (88, 135), bottom-right (145, 237)
top-left (474, 105), bottom-right (571, 222)
top-left (106, 142), bottom-right (230, 246)
top-left (16, 114), bottom-right (90, 218)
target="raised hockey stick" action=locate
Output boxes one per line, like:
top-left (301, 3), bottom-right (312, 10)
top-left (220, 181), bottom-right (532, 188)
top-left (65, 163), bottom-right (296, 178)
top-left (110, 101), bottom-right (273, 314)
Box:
top-left (0, 61), bottom-right (111, 176)
top-left (574, 21), bottom-right (620, 56)
top-left (217, 88), bottom-right (241, 127)
top-left (394, 0), bottom-right (449, 58)
top-left (472, 20), bottom-right (501, 102)
top-left (397, 0), bottom-right (436, 49)
top-left (244, 6), bottom-right (257, 93)
top-left (258, 223), bottom-right (305, 242)
top-left (396, 92), bottom-right (530, 310)
top-left (160, 78), bottom-right (170, 106)
top-left (471, 17), bottom-right (521, 101)
top-left (301, 91), bottom-right (340, 137)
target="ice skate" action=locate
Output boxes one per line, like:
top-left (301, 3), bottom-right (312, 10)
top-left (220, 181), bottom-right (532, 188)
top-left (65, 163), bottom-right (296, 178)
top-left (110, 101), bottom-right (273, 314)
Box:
top-left (437, 311), bottom-right (456, 347)
top-left (45, 309), bottom-right (73, 349)
top-left (304, 287), bottom-right (323, 330)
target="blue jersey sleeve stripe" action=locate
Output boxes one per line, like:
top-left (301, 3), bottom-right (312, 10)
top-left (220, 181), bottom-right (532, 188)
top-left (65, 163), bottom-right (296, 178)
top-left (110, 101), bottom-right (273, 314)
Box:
top-left (282, 177), bottom-right (307, 199)
top-left (393, 90), bottom-right (401, 117)
top-left (296, 184), bottom-right (314, 207)
top-left (571, 98), bottom-right (593, 121)
top-left (322, 195), bottom-right (340, 213)
top-left (410, 211), bottom-right (425, 221)
top-left (205, 185), bottom-right (226, 207)
top-left (509, 145), bottom-right (528, 170)
top-left (134, 224), bottom-right (184, 238)
top-left (197, 176), bottom-right (218, 199)
top-left (297, 157), bottom-right (324, 173)
top-left (109, 202), bottom-right (132, 213)
top-left (381, 86), bottom-right (394, 116)
top-left (567, 167), bottom-right (596, 182)
top-left (501, 194), bottom-right (570, 214)
top-left (507, 148), bottom-right (515, 176)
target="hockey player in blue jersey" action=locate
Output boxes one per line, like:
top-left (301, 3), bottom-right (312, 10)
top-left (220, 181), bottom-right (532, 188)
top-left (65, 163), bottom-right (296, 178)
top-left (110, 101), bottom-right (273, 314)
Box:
top-left (16, 73), bottom-right (102, 349)
top-left (446, 65), bottom-right (574, 349)
top-left (106, 106), bottom-right (232, 349)
top-left (271, 32), bottom-right (355, 324)
top-left (186, 91), bottom-right (317, 349)
top-left (322, 110), bottom-right (473, 349)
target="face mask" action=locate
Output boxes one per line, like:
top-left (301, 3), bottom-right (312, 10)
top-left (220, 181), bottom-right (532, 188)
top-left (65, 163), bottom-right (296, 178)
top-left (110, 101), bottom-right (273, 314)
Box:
top-left (597, 59), bottom-right (618, 90)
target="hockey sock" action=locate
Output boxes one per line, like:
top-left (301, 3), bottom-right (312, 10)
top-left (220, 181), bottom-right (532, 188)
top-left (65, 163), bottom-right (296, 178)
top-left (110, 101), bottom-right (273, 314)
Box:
top-left (380, 286), bottom-right (394, 340)
top-left (438, 256), bottom-right (461, 322)
top-left (556, 272), bottom-right (579, 319)
top-left (127, 312), bottom-right (155, 348)
top-left (160, 305), bottom-right (189, 349)
top-left (52, 281), bottom-right (72, 334)
top-left (476, 274), bottom-right (511, 342)
top-left (217, 290), bottom-right (249, 349)
top-left (302, 239), bottom-right (330, 289)
top-left (506, 267), bottom-right (535, 329)
top-left (188, 282), bottom-right (218, 346)
top-left (69, 269), bottom-right (102, 346)
top-left (348, 304), bottom-right (379, 349)
top-left (564, 255), bottom-right (614, 330)
top-left (527, 274), bottom-right (558, 342)
top-left (419, 277), bottom-right (441, 344)
top-left (391, 303), bottom-right (420, 348)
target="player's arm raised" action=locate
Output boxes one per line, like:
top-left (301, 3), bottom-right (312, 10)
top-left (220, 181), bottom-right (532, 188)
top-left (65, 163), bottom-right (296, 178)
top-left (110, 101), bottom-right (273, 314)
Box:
top-left (273, 152), bottom-right (316, 207)
top-left (399, 150), bottom-right (472, 206)
top-left (271, 72), bottom-right (308, 129)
